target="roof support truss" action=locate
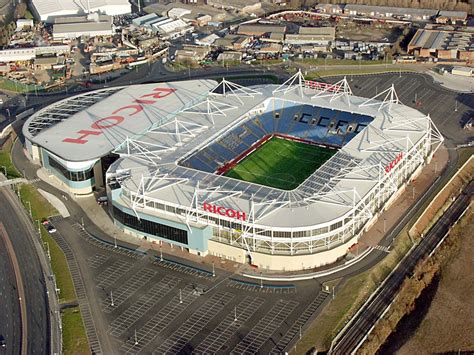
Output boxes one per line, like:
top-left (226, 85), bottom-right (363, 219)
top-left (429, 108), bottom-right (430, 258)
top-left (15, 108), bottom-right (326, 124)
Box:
top-left (180, 97), bottom-right (238, 124)
top-left (272, 69), bottom-right (305, 98)
top-left (210, 78), bottom-right (262, 104)
top-left (311, 77), bottom-right (353, 104)
top-left (359, 84), bottom-right (399, 111)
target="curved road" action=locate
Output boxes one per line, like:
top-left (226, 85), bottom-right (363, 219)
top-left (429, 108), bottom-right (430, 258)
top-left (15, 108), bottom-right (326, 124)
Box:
top-left (0, 232), bottom-right (21, 355)
top-left (0, 186), bottom-right (50, 355)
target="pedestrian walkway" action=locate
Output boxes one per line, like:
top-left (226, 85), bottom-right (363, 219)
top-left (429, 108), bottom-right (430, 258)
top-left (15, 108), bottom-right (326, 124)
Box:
top-left (37, 189), bottom-right (70, 217)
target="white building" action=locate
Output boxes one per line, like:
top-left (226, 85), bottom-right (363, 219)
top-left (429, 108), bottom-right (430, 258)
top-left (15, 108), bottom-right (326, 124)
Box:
top-left (31, 0), bottom-right (131, 23)
top-left (168, 8), bottom-right (192, 19)
top-left (0, 45), bottom-right (70, 62)
top-left (16, 19), bottom-right (34, 31)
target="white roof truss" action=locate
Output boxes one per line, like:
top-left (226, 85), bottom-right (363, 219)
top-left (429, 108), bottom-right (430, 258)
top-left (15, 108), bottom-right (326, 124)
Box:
top-left (272, 69), bottom-right (305, 98)
top-left (148, 118), bottom-right (208, 145)
top-left (311, 76), bottom-right (353, 104)
top-left (359, 84), bottom-right (399, 111)
top-left (180, 97), bottom-right (238, 124)
top-left (210, 78), bottom-right (262, 105)
top-left (114, 137), bottom-right (176, 165)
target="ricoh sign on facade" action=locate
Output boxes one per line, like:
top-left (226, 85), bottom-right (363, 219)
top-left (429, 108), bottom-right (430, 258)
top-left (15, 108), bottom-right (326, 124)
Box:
top-left (202, 202), bottom-right (247, 221)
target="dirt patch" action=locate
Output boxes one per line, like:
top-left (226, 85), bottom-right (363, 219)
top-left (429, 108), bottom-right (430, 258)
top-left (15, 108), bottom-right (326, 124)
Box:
top-left (411, 156), bottom-right (473, 238)
top-left (389, 211), bottom-right (474, 354)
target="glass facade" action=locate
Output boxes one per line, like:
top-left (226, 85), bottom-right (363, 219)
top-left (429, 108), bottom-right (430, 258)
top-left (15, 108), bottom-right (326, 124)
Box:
top-left (48, 155), bottom-right (94, 182)
top-left (113, 206), bottom-right (188, 245)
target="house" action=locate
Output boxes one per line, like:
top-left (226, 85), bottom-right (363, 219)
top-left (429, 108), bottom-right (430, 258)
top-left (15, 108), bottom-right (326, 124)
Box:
top-left (436, 11), bottom-right (468, 25)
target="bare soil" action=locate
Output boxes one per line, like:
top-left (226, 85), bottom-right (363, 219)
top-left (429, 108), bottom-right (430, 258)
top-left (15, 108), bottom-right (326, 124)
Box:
top-left (381, 210), bottom-right (474, 354)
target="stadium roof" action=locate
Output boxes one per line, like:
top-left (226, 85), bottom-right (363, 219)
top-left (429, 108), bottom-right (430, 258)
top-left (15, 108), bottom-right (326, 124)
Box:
top-left (103, 75), bottom-right (436, 228)
top-left (24, 80), bottom-right (216, 162)
top-left (26, 74), bottom-right (440, 228)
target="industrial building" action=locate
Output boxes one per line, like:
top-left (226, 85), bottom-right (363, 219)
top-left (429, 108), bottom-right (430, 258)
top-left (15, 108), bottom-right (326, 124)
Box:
top-left (52, 14), bottom-right (114, 40)
top-left (131, 13), bottom-right (193, 40)
top-left (0, 45), bottom-right (70, 63)
top-left (30, 0), bottom-right (131, 22)
top-left (408, 29), bottom-right (474, 61)
top-left (284, 27), bottom-right (335, 46)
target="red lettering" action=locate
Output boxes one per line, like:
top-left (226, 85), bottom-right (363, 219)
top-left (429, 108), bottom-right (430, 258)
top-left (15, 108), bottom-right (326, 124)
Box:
top-left (63, 130), bottom-right (101, 144)
top-left (385, 152), bottom-right (404, 173)
top-left (202, 203), bottom-right (247, 221)
top-left (141, 87), bottom-right (177, 99)
top-left (112, 104), bottom-right (143, 116)
top-left (225, 209), bottom-right (236, 218)
top-left (61, 86), bottom-right (178, 145)
top-left (235, 211), bottom-right (247, 221)
top-left (91, 115), bottom-right (124, 129)
top-left (134, 99), bottom-right (156, 105)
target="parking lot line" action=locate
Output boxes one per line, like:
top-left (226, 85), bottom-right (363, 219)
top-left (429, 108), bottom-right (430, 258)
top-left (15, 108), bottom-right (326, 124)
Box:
top-left (102, 268), bottom-right (156, 313)
top-left (152, 292), bottom-right (235, 355)
top-left (194, 296), bottom-right (265, 354)
top-left (108, 275), bottom-right (180, 338)
top-left (120, 283), bottom-right (204, 354)
top-left (95, 260), bottom-right (132, 288)
top-left (232, 299), bottom-right (299, 354)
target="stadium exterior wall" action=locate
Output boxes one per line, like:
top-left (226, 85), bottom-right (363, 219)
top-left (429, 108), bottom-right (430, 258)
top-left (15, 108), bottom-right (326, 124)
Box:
top-left (112, 125), bottom-right (436, 270)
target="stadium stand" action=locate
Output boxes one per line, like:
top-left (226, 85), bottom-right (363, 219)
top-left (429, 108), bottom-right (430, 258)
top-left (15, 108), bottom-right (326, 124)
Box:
top-left (182, 100), bottom-right (373, 173)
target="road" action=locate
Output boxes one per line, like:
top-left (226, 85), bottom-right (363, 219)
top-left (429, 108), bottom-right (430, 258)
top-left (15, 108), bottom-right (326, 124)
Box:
top-left (0, 186), bottom-right (50, 355)
top-left (0, 228), bottom-right (21, 355)
top-left (331, 180), bottom-right (473, 354)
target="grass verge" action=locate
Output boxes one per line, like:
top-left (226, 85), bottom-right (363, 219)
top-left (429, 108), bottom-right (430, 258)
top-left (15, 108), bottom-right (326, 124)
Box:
top-left (305, 68), bottom-right (415, 79)
top-left (0, 139), bottom-right (21, 178)
top-left (16, 185), bottom-right (78, 301)
top-left (40, 227), bottom-right (77, 303)
top-left (295, 227), bottom-right (414, 354)
top-left (61, 307), bottom-right (91, 355)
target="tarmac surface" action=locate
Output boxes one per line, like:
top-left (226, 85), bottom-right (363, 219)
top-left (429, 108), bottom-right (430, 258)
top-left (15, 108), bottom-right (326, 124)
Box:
top-left (324, 72), bottom-right (473, 145)
top-left (0, 187), bottom-right (50, 355)
top-left (0, 228), bottom-right (21, 355)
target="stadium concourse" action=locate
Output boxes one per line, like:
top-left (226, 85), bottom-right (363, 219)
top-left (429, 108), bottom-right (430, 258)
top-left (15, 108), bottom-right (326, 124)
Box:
top-left (22, 72), bottom-right (444, 271)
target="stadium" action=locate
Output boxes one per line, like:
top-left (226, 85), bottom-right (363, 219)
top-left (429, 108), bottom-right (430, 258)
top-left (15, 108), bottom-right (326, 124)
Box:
top-left (23, 72), bottom-right (443, 270)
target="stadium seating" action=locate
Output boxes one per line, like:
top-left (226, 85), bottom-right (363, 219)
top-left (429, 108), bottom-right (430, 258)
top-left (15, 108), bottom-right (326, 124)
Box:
top-left (182, 100), bottom-right (374, 172)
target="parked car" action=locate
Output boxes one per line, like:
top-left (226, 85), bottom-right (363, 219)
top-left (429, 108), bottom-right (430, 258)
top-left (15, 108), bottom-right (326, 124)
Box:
top-left (42, 220), bottom-right (56, 233)
top-left (97, 196), bottom-right (108, 206)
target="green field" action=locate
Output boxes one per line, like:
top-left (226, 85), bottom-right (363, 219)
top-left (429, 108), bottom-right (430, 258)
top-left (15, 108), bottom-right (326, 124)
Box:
top-left (224, 137), bottom-right (337, 190)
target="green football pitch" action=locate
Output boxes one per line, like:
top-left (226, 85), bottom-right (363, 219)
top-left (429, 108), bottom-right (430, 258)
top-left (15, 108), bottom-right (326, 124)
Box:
top-left (224, 136), bottom-right (337, 190)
